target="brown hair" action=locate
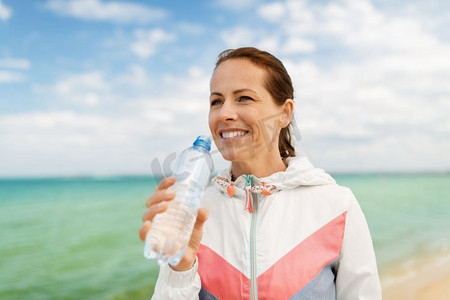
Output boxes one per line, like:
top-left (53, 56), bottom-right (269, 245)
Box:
top-left (215, 47), bottom-right (296, 159)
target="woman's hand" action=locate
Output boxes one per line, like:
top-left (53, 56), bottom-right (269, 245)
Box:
top-left (139, 176), bottom-right (208, 271)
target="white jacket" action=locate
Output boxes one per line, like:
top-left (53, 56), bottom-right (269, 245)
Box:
top-left (152, 156), bottom-right (381, 299)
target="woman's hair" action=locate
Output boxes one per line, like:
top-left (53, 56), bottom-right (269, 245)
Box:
top-left (215, 47), bottom-right (296, 159)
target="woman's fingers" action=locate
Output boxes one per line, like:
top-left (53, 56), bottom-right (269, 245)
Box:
top-left (142, 200), bottom-right (168, 221)
top-left (139, 220), bottom-right (151, 241)
top-left (140, 177), bottom-right (176, 242)
top-left (189, 208), bottom-right (209, 250)
top-left (145, 189), bottom-right (175, 207)
top-left (155, 176), bottom-right (176, 192)
top-left (145, 177), bottom-right (176, 207)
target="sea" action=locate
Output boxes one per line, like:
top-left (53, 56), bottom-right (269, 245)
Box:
top-left (1, 174), bottom-right (449, 299)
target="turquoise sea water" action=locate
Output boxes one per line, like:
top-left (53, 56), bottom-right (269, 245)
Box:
top-left (0, 176), bottom-right (160, 300)
top-left (335, 174), bottom-right (450, 274)
top-left (1, 174), bottom-right (449, 299)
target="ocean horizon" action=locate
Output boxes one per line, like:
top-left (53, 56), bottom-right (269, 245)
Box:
top-left (1, 169), bottom-right (449, 180)
top-left (1, 173), bottom-right (449, 299)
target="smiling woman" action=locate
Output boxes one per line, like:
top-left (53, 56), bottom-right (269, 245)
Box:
top-left (209, 56), bottom-right (294, 179)
top-left (140, 47), bottom-right (382, 299)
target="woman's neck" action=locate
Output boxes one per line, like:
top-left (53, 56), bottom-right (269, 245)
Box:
top-left (231, 156), bottom-right (287, 180)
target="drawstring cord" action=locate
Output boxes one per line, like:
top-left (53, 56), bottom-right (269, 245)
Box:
top-left (213, 175), bottom-right (275, 213)
top-left (261, 182), bottom-right (271, 195)
top-left (227, 183), bottom-right (234, 197)
top-left (245, 175), bottom-right (254, 213)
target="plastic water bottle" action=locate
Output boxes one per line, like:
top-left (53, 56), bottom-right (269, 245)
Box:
top-left (144, 136), bottom-right (213, 265)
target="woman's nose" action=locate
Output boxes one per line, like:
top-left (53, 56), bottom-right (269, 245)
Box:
top-left (217, 101), bottom-right (237, 121)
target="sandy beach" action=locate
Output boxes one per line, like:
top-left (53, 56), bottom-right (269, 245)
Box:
top-left (382, 254), bottom-right (450, 300)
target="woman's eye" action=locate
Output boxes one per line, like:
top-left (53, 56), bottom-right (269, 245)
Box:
top-left (238, 96), bottom-right (253, 102)
top-left (210, 99), bottom-right (223, 106)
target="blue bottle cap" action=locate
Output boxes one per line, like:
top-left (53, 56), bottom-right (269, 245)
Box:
top-left (193, 135), bottom-right (211, 151)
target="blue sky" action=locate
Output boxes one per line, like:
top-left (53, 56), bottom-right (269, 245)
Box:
top-left (1, 0), bottom-right (449, 177)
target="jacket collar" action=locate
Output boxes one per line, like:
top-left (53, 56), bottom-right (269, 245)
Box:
top-left (212, 156), bottom-right (335, 198)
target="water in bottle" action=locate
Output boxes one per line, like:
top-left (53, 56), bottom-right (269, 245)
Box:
top-left (144, 136), bottom-right (213, 265)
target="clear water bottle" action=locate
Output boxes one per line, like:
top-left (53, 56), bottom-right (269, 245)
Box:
top-left (144, 136), bottom-right (213, 265)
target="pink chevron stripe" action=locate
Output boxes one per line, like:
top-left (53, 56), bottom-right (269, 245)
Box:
top-left (257, 212), bottom-right (347, 299)
top-left (198, 244), bottom-right (250, 299)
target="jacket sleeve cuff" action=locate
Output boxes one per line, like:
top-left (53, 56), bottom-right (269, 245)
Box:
top-left (159, 259), bottom-right (199, 288)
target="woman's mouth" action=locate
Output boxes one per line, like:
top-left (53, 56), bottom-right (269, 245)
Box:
top-left (220, 130), bottom-right (249, 139)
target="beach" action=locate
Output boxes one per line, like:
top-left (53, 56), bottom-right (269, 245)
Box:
top-left (382, 253), bottom-right (450, 300)
top-left (416, 273), bottom-right (450, 300)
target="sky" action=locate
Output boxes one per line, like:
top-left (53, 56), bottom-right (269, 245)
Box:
top-left (0, 0), bottom-right (449, 177)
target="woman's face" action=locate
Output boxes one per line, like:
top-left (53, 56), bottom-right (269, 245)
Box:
top-left (209, 59), bottom-right (286, 163)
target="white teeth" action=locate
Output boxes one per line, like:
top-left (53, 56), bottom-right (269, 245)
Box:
top-left (222, 131), bottom-right (247, 138)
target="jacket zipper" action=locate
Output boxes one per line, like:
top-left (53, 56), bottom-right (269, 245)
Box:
top-left (247, 175), bottom-right (258, 300)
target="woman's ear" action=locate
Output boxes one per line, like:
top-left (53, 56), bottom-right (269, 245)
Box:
top-left (280, 99), bottom-right (294, 128)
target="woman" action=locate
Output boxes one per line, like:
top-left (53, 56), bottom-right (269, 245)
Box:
top-left (140, 47), bottom-right (382, 299)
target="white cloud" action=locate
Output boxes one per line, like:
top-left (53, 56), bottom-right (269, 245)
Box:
top-left (250, 0), bottom-right (450, 171)
top-left (0, 64), bottom-right (215, 176)
top-left (0, 58), bottom-right (31, 69)
top-left (2, 0), bottom-right (450, 175)
top-left (288, 56), bottom-right (448, 132)
top-left (135, 66), bottom-right (211, 117)
top-left (220, 26), bottom-right (256, 48)
top-left (0, 57), bottom-right (30, 84)
top-left (0, 111), bottom-right (149, 176)
top-left (255, 36), bottom-right (281, 54)
top-left (0, 0), bottom-right (12, 21)
top-left (43, 0), bottom-right (167, 24)
top-left (258, 0), bottom-right (448, 57)
top-left (55, 72), bottom-right (108, 92)
top-left (287, 56), bottom-right (450, 171)
top-left (279, 0), bottom-right (316, 35)
top-left (114, 64), bottom-right (151, 87)
top-left (281, 37), bottom-right (315, 54)
top-left (50, 71), bottom-right (110, 106)
top-left (321, 2), bottom-right (441, 55)
top-left (130, 28), bottom-right (175, 59)
top-left (257, 2), bottom-right (286, 23)
top-left (0, 70), bottom-right (24, 83)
